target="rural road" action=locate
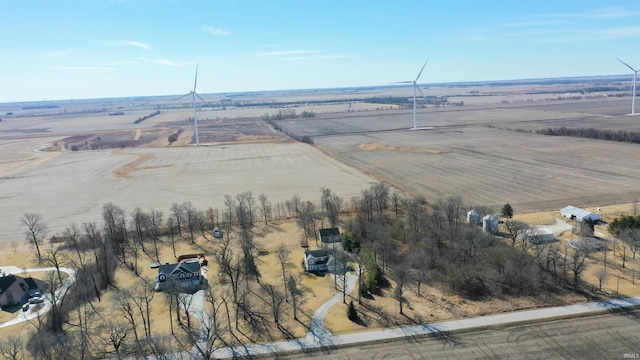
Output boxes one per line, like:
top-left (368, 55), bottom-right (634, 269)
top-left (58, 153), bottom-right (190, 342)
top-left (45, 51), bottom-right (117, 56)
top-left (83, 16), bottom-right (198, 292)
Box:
top-left (0, 265), bottom-right (77, 329)
top-left (207, 296), bottom-right (640, 359)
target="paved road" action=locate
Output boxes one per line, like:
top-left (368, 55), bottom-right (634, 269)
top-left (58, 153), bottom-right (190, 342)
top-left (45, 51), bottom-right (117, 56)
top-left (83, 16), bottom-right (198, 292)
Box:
top-left (0, 265), bottom-right (76, 329)
top-left (209, 296), bottom-right (640, 358)
top-left (281, 308), bottom-right (640, 359)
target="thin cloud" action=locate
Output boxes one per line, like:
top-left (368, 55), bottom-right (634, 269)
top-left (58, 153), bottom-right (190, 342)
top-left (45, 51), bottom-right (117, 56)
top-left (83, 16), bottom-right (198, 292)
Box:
top-left (285, 53), bottom-right (355, 61)
top-left (151, 59), bottom-right (181, 67)
top-left (46, 49), bottom-right (75, 58)
top-left (54, 66), bottom-right (114, 73)
top-left (106, 60), bottom-right (140, 66)
top-left (255, 50), bottom-right (318, 57)
top-left (108, 40), bottom-right (151, 49)
top-left (202, 25), bottom-right (230, 36)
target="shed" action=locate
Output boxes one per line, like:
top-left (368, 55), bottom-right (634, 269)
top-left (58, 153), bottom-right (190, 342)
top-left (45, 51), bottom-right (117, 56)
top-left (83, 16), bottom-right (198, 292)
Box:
top-left (318, 228), bottom-right (341, 244)
top-left (560, 206), bottom-right (601, 223)
top-left (519, 227), bottom-right (555, 244)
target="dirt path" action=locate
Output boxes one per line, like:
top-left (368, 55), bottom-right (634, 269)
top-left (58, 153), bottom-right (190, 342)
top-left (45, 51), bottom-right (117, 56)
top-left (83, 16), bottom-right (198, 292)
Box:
top-left (112, 149), bottom-right (154, 178)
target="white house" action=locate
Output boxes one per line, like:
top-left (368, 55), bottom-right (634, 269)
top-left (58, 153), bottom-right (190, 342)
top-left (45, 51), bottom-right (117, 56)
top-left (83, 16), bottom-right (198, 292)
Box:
top-left (304, 249), bottom-right (330, 272)
top-left (560, 206), bottom-right (601, 223)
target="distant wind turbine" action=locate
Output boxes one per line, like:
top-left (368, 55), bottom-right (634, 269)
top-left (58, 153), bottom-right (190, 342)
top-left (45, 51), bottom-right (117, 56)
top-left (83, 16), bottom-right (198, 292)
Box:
top-left (617, 58), bottom-right (638, 115)
top-left (177, 64), bottom-right (209, 146)
top-left (393, 59), bottom-right (429, 129)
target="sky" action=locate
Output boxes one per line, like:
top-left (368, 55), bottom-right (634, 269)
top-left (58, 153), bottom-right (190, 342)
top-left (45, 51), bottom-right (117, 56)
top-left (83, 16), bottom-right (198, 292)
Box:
top-left (0, 0), bottom-right (639, 103)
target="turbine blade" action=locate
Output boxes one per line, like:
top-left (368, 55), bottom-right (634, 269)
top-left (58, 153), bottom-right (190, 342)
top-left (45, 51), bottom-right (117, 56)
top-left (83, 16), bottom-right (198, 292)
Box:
top-left (416, 83), bottom-right (425, 98)
top-left (174, 92), bottom-right (192, 101)
top-left (392, 81), bottom-right (413, 84)
top-left (193, 63), bottom-right (199, 91)
top-left (415, 59), bottom-right (429, 82)
top-left (617, 58), bottom-right (637, 72)
top-left (194, 92), bottom-right (216, 109)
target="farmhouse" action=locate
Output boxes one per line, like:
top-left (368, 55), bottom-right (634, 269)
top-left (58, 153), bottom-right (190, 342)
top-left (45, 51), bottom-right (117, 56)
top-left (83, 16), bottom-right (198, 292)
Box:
top-left (304, 250), bottom-right (330, 272)
top-left (318, 227), bottom-right (341, 244)
top-left (0, 274), bottom-right (42, 308)
top-left (560, 206), bottom-right (601, 223)
top-left (154, 260), bottom-right (203, 291)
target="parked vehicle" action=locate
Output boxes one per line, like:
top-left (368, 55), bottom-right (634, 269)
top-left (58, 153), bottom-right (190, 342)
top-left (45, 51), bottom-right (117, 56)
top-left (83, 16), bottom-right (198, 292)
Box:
top-left (213, 227), bottom-right (223, 239)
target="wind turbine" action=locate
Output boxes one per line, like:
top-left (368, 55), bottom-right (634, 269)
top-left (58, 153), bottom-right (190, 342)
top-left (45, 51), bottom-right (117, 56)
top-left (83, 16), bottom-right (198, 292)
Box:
top-left (617, 58), bottom-right (638, 115)
top-left (177, 64), bottom-right (209, 146)
top-left (394, 59), bottom-right (428, 129)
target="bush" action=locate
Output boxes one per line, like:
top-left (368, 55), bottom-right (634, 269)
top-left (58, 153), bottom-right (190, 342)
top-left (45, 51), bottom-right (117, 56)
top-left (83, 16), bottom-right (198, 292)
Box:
top-left (347, 300), bottom-right (358, 321)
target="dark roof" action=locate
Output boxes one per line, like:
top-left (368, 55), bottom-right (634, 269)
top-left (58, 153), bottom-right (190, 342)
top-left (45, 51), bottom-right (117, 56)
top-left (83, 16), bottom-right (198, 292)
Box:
top-left (319, 228), bottom-right (340, 237)
top-left (305, 249), bottom-right (328, 258)
top-left (158, 261), bottom-right (201, 275)
top-left (0, 275), bottom-right (17, 292)
top-left (24, 278), bottom-right (38, 290)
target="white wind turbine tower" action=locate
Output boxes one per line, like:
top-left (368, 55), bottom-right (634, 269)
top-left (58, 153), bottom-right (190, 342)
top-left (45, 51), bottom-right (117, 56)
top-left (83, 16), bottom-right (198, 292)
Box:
top-left (394, 59), bottom-right (429, 129)
top-left (617, 58), bottom-right (638, 115)
top-left (177, 64), bottom-right (208, 146)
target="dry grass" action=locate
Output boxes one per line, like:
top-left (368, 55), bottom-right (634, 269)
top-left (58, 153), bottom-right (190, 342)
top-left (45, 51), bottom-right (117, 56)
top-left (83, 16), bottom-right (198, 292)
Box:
top-left (513, 211), bottom-right (557, 225)
top-left (111, 150), bottom-right (154, 178)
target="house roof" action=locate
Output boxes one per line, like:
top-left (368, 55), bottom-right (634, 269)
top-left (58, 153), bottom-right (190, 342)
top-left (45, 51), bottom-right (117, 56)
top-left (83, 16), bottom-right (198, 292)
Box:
top-left (24, 278), bottom-right (38, 290)
top-left (158, 261), bottom-right (201, 275)
top-left (0, 275), bottom-right (17, 293)
top-left (319, 228), bottom-right (340, 237)
top-left (305, 249), bottom-right (328, 258)
top-left (561, 206), bottom-right (598, 220)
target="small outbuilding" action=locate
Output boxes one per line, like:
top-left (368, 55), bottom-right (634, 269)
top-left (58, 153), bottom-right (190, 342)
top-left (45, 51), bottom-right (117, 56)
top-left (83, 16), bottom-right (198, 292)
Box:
top-left (560, 206), bottom-right (601, 223)
top-left (318, 228), bottom-right (341, 244)
top-left (518, 227), bottom-right (555, 244)
top-left (482, 214), bottom-right (499, 234)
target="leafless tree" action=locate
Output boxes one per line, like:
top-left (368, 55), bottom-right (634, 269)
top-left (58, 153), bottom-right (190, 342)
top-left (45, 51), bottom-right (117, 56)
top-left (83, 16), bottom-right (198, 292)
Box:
top-left (391, 191), bottom-right (403, 218)
top-left (371, 182), bottom-right (389, 218)
top-left (97, 317), bottom-right (130, 360)
top-left (504, 220), bottom-right (530, 248)
top-left (262, 284), bottom-right (285, 327)
top-left (148, 208), bottom-right (163, 262)
top-left (287, 275), bottom-right (303, 320)
top-left (170, 202), bottom-right (184, 236)
top-left (596, 268), bottom-right (608, 291)
top-left (182, 201), bottom-right (198, 243)
top-left (44, 245), bottom-right (65, 285)
top-left (102, 203), bottom-right (127, 263)
top-left (215, 235), bottom-right (242, 303)
top-left (166, 216), bottom-right (177, 259)
top-left (21, 212), bottom-right (48, 262)
top-left (276, 243), bottom-right (290, 301)
top-left (131, 281), bottom-right (155, 339)
top-left (224, 194), bottom-right (235, 227)
top-left (0, 335), bottom-right (23, 360)
top-left (259, 193), bottom-right (272, 225)
top-left (571, 246), bottom-right (588, 290)
top-left (130, 207), bottom-right (149, 254)
top-left (116, 288), bottom-right (141, 349)
top-left (392, 256), bottom-right (412, 314)
top-left (189, 287), bottom-right (226, 360)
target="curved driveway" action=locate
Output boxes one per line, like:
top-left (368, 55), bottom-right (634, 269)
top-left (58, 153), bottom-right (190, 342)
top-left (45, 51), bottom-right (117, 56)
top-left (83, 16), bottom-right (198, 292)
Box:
top-left (0, 265), bottom-right (76, 329)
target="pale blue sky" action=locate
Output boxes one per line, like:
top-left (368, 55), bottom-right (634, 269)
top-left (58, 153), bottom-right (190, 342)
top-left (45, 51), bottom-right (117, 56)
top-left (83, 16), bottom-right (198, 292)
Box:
top-left (1, 0), bottom-right (639, 102)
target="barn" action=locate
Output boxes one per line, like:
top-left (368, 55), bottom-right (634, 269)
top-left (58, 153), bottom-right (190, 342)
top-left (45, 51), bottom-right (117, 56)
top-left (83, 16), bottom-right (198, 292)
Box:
top-left (518, 227), bottom-right (555, 244)
top-left (560, 206), bottom-right (601, 223)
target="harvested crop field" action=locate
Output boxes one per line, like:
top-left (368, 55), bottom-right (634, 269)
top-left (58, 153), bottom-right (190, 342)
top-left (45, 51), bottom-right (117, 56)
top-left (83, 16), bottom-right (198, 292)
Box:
top-left (312, 125), bottom-right (640, 212)
top-left (0, 142), bottom-right (377, 242)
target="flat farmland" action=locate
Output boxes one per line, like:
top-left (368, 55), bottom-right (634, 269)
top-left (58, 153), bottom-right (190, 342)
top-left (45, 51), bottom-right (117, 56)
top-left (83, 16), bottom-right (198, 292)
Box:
top-left (313, 125), bottom-right (640, 212)
top-left (0, 142), bottom-right (377, 242)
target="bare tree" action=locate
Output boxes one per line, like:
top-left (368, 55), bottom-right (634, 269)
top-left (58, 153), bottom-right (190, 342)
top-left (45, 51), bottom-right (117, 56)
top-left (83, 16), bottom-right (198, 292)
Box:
top-left (183, 201), bottom-right (198, 243)
top-left (166, 216), bottom-right (177, 259)
top-left (571, 246), bottom-right (588, 290)
top-left (391, 191), bottom-right (403, 218)
top-left (148, 208), bottom-right (163, 262)
top-left (392, 256), bottom-right (412, 315)
top-left (596, 268), bottom-right (608, 291)
top-left (259, 193), bottom-right (271, 225)
top-left (504, 220), bottom-right (530, 248)
top-left (21, 212), bottom-right (48, 262)
top-left (276, 243), bottom-right (290, 301)
top-left (102, 203), bottom-right (127, 263)
top-left (97, 317), bottom-right (130, 359)
top-left (130, 281), bottom-right (155, 339)
top-left (0, 335), bottom-right (23, 360)
top-left (170, 202), bottom-right (183, 236)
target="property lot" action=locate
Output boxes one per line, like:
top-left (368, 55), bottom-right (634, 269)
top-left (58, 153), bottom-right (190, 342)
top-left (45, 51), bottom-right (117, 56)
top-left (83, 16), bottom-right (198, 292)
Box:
top-left (0, 142), bottom-right (377, 242)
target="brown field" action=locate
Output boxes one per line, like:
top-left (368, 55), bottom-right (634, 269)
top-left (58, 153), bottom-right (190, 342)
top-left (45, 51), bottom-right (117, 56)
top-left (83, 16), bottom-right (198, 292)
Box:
top-left (1, 80), bottom-right (639, 356)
